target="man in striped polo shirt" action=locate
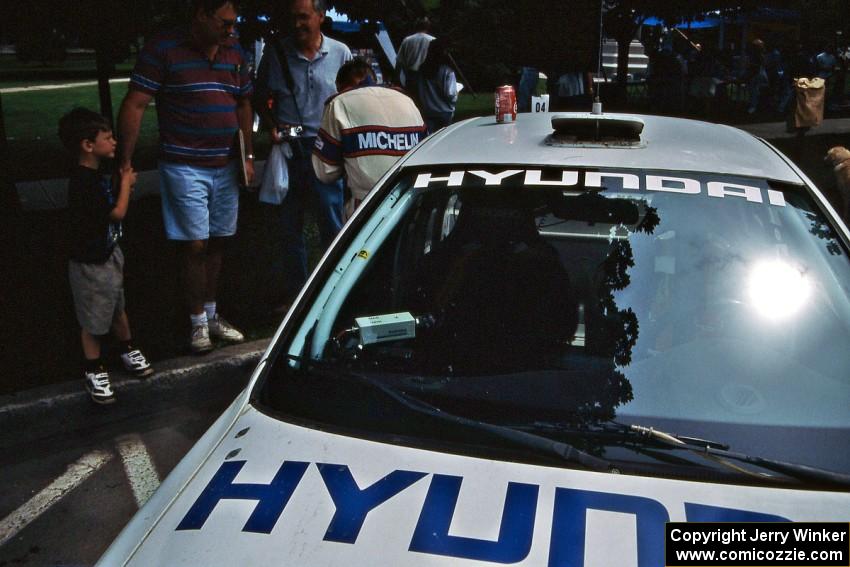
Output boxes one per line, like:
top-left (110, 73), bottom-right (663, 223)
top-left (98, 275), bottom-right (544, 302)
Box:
top-left (117, 0), bottom-right (253, 353)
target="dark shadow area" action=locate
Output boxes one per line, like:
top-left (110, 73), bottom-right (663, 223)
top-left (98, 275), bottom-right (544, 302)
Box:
top-left (0, 193), bottom-right (300, 394)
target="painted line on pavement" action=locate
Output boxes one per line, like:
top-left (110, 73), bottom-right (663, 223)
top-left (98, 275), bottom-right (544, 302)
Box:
top-left (0, 78), bottom-right (130, 94)
top-left (0, 450), bottom-right (112, 548)
top-left (117, 434), bottom-right (161, 508)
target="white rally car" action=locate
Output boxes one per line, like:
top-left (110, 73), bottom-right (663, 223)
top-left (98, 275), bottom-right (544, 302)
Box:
top-left (99, 112), bottom-right (850, 566)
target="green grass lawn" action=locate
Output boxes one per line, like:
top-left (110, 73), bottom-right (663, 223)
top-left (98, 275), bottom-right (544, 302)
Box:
top-left (0, 53), bottom-right (145, 180)
top-left (0, 77), bottom-right (131, 89)
top-left (455, 92), bottom-right (495, 122)
top-left (3, 82), bottom-right (159, 180)
top-left (0, 53), bottom-right (135, 81)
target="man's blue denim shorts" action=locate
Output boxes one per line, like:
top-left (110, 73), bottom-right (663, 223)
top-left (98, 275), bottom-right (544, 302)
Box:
top-left (158, 161), bottom-right (239, 241)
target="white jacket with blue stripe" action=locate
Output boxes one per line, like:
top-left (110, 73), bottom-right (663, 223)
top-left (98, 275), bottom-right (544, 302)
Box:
top-left (312, 85), bottom-right (426, 209)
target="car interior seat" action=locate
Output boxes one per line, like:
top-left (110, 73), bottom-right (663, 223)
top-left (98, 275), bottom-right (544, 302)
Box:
top-left (411, 189), bottom-right (579, 374)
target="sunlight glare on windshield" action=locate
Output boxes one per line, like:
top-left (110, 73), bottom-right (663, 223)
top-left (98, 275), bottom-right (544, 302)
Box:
top-left (747, 260), bottom-right (812, 320)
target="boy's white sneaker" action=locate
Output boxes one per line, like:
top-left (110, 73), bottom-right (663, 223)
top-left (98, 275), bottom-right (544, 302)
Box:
top-left (84, 368), bottom-right (116, 405)
top-left (120, 349), bottom-right (154, 377)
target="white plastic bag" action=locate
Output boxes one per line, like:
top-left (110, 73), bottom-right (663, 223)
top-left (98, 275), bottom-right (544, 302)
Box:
top-left (259, 143), bottom-right (292, 205)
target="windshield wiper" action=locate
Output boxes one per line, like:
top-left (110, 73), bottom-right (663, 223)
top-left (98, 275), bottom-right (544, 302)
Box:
top-left (613, 422), bottom-right (850, 487)
top-left (285, 354), bottom-right (616, 474)
top-left (514, 420), bottom-right (850, 488)
top-left (523, 421), bottom-right (730, 450)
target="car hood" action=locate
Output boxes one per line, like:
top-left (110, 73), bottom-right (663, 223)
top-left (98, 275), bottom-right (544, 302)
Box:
top-left (102, 405), bottom-right (850, 566)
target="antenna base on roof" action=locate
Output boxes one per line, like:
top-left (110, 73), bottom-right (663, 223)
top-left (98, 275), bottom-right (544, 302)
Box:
top-left (591, 97), bottom-right (603, 115)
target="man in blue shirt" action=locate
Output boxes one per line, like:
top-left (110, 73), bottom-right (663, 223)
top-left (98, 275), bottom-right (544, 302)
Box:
top-left (255, 0), bottom-right (351, 311)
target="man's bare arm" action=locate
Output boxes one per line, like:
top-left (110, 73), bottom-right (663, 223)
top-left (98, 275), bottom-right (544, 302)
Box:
top-left (116, 90), bottom-right (153, 168)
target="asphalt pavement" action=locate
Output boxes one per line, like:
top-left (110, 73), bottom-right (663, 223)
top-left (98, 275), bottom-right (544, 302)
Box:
top-left (0, 381), bottom-right (243, 566)
top-left (0, 340), bottom-right (267, 566)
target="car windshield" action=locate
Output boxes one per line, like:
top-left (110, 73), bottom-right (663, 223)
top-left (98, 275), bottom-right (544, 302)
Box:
top-left (257, 166), bottom-right (850, 486)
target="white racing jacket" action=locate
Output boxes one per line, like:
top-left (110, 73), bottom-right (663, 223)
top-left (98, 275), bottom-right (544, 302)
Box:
top-left (312, 85), bottom-right (426, 211)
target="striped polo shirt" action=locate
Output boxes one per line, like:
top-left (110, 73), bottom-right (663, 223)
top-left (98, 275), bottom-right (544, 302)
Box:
top-left (129, 30), bottom-right (253, 167)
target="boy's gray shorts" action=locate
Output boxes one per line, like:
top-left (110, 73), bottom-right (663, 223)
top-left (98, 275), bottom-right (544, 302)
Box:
top-left (68, 246), bottom-right (126, 335)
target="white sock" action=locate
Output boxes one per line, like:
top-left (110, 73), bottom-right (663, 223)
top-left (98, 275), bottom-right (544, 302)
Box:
top-left (204, 302), bottom-right (217, 320)
top-left (190, 312), bottom-right (208, 328)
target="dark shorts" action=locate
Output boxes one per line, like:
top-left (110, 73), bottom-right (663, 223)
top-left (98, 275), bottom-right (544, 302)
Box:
top-left (69, 246), bottom-right (125, 335)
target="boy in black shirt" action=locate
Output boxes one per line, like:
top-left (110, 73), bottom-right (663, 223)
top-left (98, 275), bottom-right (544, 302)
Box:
top-left (59, 108), bottom-right (153, 404)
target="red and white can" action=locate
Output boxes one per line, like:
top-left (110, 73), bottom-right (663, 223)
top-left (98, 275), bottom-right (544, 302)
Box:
top-left (495, 85), bottom-right (517, 123)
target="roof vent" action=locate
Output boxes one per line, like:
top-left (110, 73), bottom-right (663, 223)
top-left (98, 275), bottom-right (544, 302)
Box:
top-left (547, 114), bottom-right (645, 148)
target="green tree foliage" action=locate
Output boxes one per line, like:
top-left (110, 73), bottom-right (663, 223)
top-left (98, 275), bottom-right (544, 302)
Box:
top-left (7, 1), bottom-right (189, 65)
top-left (797, 0), bottom-right (850, 47)
top-left (330, 0), bottom-right (603, 90)
top-left (327, 0), bottom-right (824, 92)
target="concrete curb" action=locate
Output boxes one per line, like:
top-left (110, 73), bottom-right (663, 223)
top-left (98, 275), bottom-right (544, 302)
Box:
top-left (0, 339), bottom-right (270, 442)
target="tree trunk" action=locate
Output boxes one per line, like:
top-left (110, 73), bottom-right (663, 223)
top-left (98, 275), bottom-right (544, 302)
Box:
top-left (609, 32), bottom-right (634, 105)
top-left (0, 93), bottom-right (7, 158)
top-left (0, 92), bottom-right (19, 217)
top-left (95, 47), bottom-right (114, 128)
top-left (617, 35), bottom-right (631, 88)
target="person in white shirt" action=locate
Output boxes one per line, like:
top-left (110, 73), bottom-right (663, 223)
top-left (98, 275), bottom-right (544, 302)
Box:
top-left (313, 58), bottom-right (427, 219)
top-left (395, 17), bottom-right (435, 95)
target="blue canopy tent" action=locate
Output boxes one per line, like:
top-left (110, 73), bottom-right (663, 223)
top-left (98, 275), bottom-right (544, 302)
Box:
top-left (643, 16), bottom-right (721, 29)
top-left (642, 8), bottom-right (800, 53)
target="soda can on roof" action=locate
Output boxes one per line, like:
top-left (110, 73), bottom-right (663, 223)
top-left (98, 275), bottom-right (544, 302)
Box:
top-left (495, 85), bottom-right (517, 123)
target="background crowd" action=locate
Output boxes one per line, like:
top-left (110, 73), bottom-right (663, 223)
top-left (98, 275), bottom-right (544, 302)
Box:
top-left (639, 32), bottom-right (849, 119)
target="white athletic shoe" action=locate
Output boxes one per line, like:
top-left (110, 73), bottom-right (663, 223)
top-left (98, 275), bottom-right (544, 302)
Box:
top-left (120, 349), bottom-right (154, 377)
top-left (191, 324), bottom-right (213, 354)
top-left (208, 315), bottom-right (244, 343)
top-left (84, 368), bottom-right (116, 405)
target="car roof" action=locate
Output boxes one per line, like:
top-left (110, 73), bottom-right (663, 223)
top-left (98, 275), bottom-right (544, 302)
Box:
top-left (404, 112), bottom-right (802, 185)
